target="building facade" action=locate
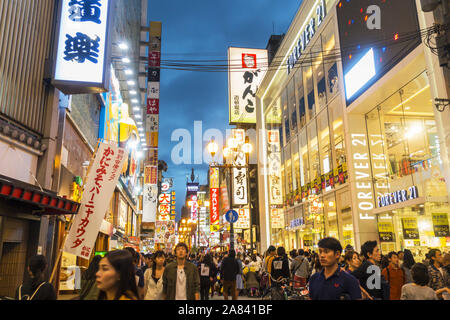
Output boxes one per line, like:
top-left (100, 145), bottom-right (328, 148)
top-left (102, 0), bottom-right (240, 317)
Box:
top-left (256, 0), bottom-right (450, 261)
top-left (0, 0), bottom-right (149, 297)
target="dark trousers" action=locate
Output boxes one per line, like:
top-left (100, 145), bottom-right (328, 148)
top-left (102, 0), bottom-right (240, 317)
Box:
top-left (223, 280), bottom-right (237, 300)
top-left (200, 284), bottom-right (210, 300)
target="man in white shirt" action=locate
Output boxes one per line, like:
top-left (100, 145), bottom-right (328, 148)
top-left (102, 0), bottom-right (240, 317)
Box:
top-left (163, 243), bottom-right (200, 300)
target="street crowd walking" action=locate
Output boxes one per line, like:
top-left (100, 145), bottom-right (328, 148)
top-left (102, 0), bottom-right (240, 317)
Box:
top-left (11, 237), bottom-right (450, 300)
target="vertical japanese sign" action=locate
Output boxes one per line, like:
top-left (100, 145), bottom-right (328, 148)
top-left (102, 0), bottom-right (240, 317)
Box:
top-left (210, 168), bottom-right (220, 231)
top-left (267, 130), bottom-right (283, 205)
top-left (234, 208), bottom-right (250, 229)
top-left (142, 166), bottom-right (157, 223)
top-left (53, 0), bottom-right (112, 94)
top-left (220, 179), bottom-right (230, 218)
top-left (190, 195), bottom-right (199, 221)
top-left (271, 208), bottom-right (284, 229)
top-left (170, 190), bottom-right (176, 221)
top-left (158, 193), bottom-right (171, 222)
top-left (64, 142), bottom-right (127, 259)
top-left (143, 22), bottom-right (161, 227)
top-left (146, 22), bottom-right (162, 149)
top-left (232, 129), bottom-right (248, 205)
top-left (161, 178), bottom-right (176, 221)
top-left (228, 47), bottom-right (268, 124)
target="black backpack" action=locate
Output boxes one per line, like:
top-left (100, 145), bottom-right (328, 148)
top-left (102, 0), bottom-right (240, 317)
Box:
top-left (18, 282), bottom-right (46, 300)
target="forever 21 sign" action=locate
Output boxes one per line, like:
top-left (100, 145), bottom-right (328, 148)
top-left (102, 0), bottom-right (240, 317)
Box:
top-left (377, 186), bottom-right (419, 208)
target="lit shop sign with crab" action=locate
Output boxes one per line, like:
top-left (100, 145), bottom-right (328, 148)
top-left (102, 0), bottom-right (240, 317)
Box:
top-left (377, 186), bottom-right (419, 208)
top-left (287, 0), bottom-right (327, 74)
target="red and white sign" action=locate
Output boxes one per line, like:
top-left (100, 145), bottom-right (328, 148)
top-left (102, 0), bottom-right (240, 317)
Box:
top-left (147, 98), bottom-right (159, 115)
top-left (210, 188), bottom-right (219, 226)
top-left (148, 51), bottom-right (161, 67)
top-left (190, 195), bottom-right (198, 221)
top-left (242, 53), bottom-right (257, 69)
top-left (64, 143), bottom-right (127, 259)
top-left (158, 193), bottom-right (171, 221)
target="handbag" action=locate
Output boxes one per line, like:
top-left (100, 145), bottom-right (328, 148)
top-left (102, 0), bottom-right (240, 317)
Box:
top-left (18, 282), bottom-right (46, 300)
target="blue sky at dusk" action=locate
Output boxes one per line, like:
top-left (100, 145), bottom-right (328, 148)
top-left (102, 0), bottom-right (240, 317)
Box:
top-left (147, 0), bottom-right (302, 220)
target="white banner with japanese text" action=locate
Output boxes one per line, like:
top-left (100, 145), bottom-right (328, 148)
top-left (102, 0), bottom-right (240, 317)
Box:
top-left (64, 142), bottom-right (127, 259)
top-left (232, 129), bottom-right (248, 205)
top-left (228, 47), bottom-right (268, 124)
top-left (267, 130), bottom-right (283, 205)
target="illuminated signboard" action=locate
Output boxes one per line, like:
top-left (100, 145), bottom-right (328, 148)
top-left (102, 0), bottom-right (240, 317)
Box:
top-left (336, 0), bottom-right (421, 104)
top-left (377, 186), bottom-right (419, 208)
top-left (53, 0), bottom-right (112, 94)
top-left (228, 47), bottom-right (268, 124)
top-left (287, 0), bottom-right (327, 74)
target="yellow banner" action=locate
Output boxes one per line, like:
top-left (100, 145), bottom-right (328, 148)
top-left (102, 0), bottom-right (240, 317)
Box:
top-left (378, 221), bottom-right (394, 233)
top-left (432, 212), bottom-right (450, 237)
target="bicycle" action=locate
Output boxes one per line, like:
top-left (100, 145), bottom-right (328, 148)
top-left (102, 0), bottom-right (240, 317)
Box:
top-left (260, 274), bottom-right (310, 300)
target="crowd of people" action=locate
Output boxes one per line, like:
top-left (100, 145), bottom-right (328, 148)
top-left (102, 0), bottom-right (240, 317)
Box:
top-left (13, 238), bottom-right (450, 300)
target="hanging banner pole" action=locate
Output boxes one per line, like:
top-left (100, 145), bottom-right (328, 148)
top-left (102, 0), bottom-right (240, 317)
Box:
top-left (50, 140), bottom-right (101, 283)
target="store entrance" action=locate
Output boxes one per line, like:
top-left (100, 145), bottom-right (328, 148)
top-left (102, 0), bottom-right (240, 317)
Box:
top-left (376, 201), bottom-right (450, 262)
top-left (0, 217), bottom-right (29, 298)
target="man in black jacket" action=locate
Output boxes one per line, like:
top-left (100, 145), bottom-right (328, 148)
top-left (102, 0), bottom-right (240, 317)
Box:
top-left (351, 240), bottom-right (389, 300)
top-left (220, 250), bottom-right (240, 300)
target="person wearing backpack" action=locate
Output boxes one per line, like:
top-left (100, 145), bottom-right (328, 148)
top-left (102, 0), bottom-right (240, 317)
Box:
top-left (15, 255), bottom-right (56, 300)
top-left (290, 249), bottom-right (310, 288)
top-left (381, 251), bottom-right (406, 300)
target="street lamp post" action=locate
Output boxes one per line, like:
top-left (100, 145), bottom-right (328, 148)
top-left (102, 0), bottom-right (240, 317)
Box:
top-left (207, 137), bottom-right (252, 252)
top-left (243, 136), bottom-right (253, 253)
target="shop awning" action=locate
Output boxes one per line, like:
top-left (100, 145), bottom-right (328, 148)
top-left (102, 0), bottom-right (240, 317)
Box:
top-left (0, 174), bottom-right (80, 216)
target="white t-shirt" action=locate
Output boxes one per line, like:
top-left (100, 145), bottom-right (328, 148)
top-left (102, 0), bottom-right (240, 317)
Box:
top-left (175, 267), bottom-right (187, 300)
top-left (200, 263), bottom-right (210, 277)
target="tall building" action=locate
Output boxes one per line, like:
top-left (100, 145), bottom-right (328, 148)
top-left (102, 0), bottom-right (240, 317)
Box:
top-left (256, 0), bottom-right (450, 261)
top-left (0, 0), bottom-right (150, 297)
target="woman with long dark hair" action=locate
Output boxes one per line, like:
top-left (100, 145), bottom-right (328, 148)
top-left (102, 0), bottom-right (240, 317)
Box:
top-left (311, 252), bottom-right (323, 275)
top-left (401, 249), bottom-right (415, 284)
top-left (79, 255), bottom-right (102, 300)
top-left (143, 251), bottom-right (166, 300)
top-left (96, 250), bottom-right (139, 300)
top-left (15, 255), bottom-right (56, 300)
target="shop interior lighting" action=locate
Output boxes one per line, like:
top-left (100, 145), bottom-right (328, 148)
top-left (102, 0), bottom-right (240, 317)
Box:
top-left (404, 124), bottom-right (423, 139)
top-left (133, 106), bottom-right (140, 112)
top-left (418, 221), bottom-right (432, 231)
top-left (128, 81), bottom-right (136, 86)
top-left (122, 57), bottom-right (131, 63)
top-left (118, 42), bottom-right (128, 50)
top-left (125, 69), bottom-right (133, 75)
top-left (131, 98), bottom-right (138, 103)
top-left (130, 90), bottom-right (137, 95)
top-left (135, 115), bottom-right (141, 119)
top-left (390, 85), bottom-right (430, 113)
